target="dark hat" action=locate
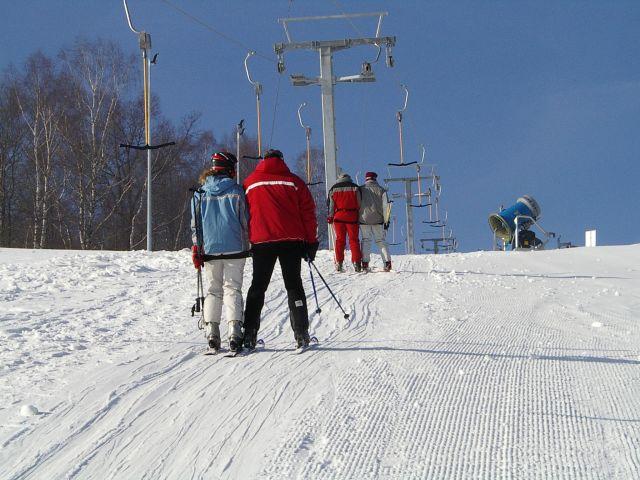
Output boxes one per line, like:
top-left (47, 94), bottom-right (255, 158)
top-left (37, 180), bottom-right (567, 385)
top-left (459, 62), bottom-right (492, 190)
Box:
top-left (365, 171), bottom-right (378, 180)
top-left (263, 149), bottom-right (283, 160)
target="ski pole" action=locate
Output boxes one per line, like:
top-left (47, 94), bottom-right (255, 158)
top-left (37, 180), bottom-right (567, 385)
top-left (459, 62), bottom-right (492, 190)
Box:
top-left (309, 261), bottom-right (350, 319)
top-left (189, 187), bottom-right (206, 327)
top-left (307, 259), bottom-right (321, 314)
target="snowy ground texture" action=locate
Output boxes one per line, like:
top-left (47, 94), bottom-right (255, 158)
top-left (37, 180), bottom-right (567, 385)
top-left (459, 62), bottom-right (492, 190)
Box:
top-left (1, 245), bottom-right (640, 479)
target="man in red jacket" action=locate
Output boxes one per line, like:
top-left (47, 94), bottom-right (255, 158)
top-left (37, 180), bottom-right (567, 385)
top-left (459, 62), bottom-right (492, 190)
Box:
top-left (328, 172), bottom-right (362, 272)
top-left (242, 149), bottom-right (319, 350)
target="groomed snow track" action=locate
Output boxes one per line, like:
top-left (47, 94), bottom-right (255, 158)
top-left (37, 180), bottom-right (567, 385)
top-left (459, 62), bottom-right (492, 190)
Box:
top-left (1, 246), bottom-right (640, 479)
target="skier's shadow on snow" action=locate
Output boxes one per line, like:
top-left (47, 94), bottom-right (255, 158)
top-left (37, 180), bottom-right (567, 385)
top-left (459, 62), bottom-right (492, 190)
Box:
top-left (396, 269), bottom-right (629, 280)
top-left (319, 344), bottom-right (640, 366)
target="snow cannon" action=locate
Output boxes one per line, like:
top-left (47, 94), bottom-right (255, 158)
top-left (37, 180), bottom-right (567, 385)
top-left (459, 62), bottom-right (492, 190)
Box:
top-left (488, 195), bottom-right (541, 243)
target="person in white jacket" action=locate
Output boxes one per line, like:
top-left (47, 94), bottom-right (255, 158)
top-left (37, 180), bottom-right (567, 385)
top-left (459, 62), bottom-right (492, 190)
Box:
top-left (358, 172), bottom-right (392, 272)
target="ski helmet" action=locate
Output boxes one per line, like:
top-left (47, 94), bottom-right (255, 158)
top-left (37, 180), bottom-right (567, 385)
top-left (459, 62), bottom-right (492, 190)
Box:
top-left (210, 151), bottom-right (237, 174)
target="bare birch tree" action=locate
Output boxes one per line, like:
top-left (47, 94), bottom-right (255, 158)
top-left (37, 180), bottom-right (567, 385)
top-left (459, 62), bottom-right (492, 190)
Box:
top-left (59, 39), bottom-right (134, 249)
top-left (12, 52), bottom-right (64, 248)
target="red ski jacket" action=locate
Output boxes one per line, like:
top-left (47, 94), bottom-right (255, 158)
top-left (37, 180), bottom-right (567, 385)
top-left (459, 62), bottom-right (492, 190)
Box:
top-left (328, 173), bottom-right (361, 224)
top-left (243, 156), bottom-right (318, 245)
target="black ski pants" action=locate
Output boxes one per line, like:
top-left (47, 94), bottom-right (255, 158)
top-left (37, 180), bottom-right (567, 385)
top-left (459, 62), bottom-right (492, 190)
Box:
top-left (244, 241), bottom-right (309, 337)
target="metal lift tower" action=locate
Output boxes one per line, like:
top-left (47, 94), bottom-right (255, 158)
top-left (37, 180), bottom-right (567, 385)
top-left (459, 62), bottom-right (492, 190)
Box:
top-left (274, 12), bottom-right (396, 247)
top-left (384, 173), bottom-right (436, 254)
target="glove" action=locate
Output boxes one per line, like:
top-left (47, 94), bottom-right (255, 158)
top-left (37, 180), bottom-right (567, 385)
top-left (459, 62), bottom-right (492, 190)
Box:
top-left (191, 245), bottom-right (204, 270)
top-left (327, 216), bottom-right (334, 224)
top-left (383, 222), bottom-right (390, 231)
top-left (303, 241), bottom-right (319, 262)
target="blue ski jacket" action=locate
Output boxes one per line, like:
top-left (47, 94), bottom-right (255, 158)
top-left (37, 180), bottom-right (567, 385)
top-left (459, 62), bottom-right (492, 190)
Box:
top-left (191, 175), bottom-right (250, 259)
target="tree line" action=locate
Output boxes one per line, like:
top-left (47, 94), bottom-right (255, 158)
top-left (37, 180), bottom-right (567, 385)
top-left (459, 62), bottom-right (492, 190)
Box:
top-left (0, 38), bottom-right (328, 251)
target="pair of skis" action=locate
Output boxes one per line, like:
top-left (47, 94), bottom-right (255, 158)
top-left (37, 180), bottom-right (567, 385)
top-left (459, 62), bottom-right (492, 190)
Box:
top-left (203, 336), bottom-right (320, 356)
top-left (203, 338), bottom-right (265, 357)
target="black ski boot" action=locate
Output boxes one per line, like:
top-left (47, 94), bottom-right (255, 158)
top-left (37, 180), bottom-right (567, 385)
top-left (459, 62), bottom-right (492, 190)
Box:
top-left (243, 329), bottom-right (258, 351)
top-left (295, 331), bottom-right (311, 349)
top-left (353, 261), bottom-right (362, 273)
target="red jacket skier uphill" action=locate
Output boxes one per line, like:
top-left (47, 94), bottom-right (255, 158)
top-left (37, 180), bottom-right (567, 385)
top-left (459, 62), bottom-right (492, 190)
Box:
top-left (328, 172), bottom-right (362, 272)
top-left (242, 149), bottom-right (319, 349)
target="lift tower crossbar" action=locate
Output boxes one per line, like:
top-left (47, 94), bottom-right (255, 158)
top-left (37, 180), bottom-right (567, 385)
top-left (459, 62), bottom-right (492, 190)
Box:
top-left (274, 12), bottom-right (395, 249)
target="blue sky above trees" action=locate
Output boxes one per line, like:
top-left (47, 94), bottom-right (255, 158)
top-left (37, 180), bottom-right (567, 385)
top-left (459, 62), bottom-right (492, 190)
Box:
top-left (2, 1), bottom-right (639, 251)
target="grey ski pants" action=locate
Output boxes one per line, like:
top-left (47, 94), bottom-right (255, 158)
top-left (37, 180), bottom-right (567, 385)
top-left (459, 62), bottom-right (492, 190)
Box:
top-left (360, 224), bottom-right (391, 263)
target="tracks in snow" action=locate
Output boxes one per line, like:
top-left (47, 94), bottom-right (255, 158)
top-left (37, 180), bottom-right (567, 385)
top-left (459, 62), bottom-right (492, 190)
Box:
top-left (3, 249), bottom-right (640, 479)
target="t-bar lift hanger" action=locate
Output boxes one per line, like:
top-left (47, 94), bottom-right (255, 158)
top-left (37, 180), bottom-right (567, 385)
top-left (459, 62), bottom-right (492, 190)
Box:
top-left (244, 51), bottom-right (263, 156)
top-left (388, 84), bottom-right (417, 167)
top-left (298, 102), bottom-right (323, 186)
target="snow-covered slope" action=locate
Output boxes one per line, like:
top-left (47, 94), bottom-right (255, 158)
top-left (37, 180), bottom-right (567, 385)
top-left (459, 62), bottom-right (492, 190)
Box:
top-left (1, 245), bottom-right (640, 479)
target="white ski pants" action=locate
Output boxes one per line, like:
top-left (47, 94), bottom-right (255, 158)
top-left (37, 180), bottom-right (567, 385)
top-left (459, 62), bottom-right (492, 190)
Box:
top-left (203, 257), bottom-right (245, 338)
top-left (360, 224), bottom-right (391, 263)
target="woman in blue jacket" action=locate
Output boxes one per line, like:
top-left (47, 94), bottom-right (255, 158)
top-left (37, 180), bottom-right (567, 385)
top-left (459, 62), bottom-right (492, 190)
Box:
top-left (191, 152), bottom-right (250, 352)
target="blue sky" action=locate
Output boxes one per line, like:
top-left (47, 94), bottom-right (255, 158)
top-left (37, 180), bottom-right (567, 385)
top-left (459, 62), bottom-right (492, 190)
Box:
top-left (2, 1), bottom-right (639, 252)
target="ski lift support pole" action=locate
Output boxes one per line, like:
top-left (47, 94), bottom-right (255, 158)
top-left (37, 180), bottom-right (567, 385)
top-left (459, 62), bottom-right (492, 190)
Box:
top-left (274, 12), bottom-right (396, 249)
top-left (298, 102), bottom-right (312, 183)
top-left (121, 0), bottom-right (174, 251)
top-left (244, 51), bottom-right (263, 155)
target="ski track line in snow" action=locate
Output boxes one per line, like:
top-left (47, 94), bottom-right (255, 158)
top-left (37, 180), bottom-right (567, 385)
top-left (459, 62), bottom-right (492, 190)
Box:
top-left (3, 269), bottom-right (335, 478)
top-left (5, 349), bottom-right (198, 479)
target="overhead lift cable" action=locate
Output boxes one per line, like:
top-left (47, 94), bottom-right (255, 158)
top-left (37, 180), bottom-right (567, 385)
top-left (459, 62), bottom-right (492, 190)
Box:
top-left (159, 0), bottom-right (276, 63)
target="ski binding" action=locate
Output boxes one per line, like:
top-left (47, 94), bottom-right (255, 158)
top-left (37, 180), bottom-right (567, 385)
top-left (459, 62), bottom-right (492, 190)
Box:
top-left (294, 336), bottom-right (319, 354)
